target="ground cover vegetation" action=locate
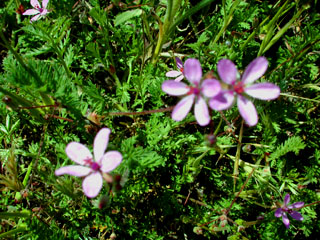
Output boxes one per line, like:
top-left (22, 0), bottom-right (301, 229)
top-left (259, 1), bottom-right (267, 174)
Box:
top-left (0, 0), bottom-right (319, 239)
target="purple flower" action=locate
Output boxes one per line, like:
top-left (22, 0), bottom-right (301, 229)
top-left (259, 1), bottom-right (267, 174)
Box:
top-left (55, 128), bottom-right (122, 198)
top-left (275, 194), bottom-right (304, 229)
top-left (209, 57), bottom-right (280, 126)
top-left (165, 57), bottom-right (185, 82)
top-left (162, 58), bottom-right (221, 126)
top-left (23, 0), bottom-right (49, 22)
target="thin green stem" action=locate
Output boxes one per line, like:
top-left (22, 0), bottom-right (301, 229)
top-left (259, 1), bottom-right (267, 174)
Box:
top-left (280, 93), bottom-right (320, 103)
top-left (210, 0), bottom-right (241, 47)
top-left (233, 120), bottom-right (244, 190)
top-left (0, 226), bottom-right (28, 238)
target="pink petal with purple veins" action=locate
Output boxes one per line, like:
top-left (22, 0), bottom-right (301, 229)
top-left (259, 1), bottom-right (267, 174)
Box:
top-left (166, 70), bottom-right (182, 77)
top-left (275, 208), bottom-right (282, 218)
top-left (23, 9), bottom-right (39, 15)
top-left (162, 80), bottom-right (189, 96)
top-left (100, 151), bottom-right (123, 172)
top-left (172, 95), bottom-right (195, 122)
top-left (245, 83), bottom-right (280, 100)
top-left (217, 59), bottom-right (238, 85)
top-left (194, 97), bottom-right (210, 126)
top-left (289, 201), bottom-right (304, 209)
top-left (94, 128), bottom-right (111, 163)
top-left (289, 211), bottom-right (303, 221)
top-left (175, 74), bottom-right (184, 82)
top-left (241, 57), bottom-right (268, 84)
top-left (55, 165), bottom-right (91, 177)
top-left (31, 0), bottom-right (41, 8)
top-left (284, 194), bottom-right (291, 206)
top-left (30, 14), bottom-right (41, 22)
top-left (209, 91), bottom-right (235, 111)
top-left (65, 142), bottom-right (93, 165)
top-left (237, 95), bottom-right (258, 126)
top-left (82, 172), bottom-right (103, 198)
top-left (184, 59), bottom-right (202, 85)
top-left (42, 0), bottom-right (49, 8)
top-left (282, 213), bottom-right (290, 229)
top-left (176, 57), bottom-right (183, 69)
top-left (201, 79), bottom-right (221, 98)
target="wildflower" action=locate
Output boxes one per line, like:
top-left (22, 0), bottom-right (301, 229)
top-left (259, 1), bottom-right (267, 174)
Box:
top-left (23, 0), bottom-right (49, 22)
top-left (209, 57), bottom-right (280, 126)
top-left (275, 194), bottom-right (304, 229)
top-left (165, 57), bottom-right (185, 82)
top-left (162, 58), bottom-right (221, 126)
top-left (55, 128), bottom-right (122, 198)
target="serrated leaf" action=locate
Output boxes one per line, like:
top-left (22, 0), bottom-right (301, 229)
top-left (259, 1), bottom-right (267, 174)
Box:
top-left (114, 9), bottom-right (143, 27)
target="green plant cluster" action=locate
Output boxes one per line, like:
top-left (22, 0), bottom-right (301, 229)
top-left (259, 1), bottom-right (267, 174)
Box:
top-left (0, 0), bottom-right (319, 239)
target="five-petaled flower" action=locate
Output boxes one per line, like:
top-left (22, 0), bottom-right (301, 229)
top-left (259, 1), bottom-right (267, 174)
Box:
top-left (209, 57), bottom-right (280, 126)
top-left (166, 57), bottom-right (185, 82)
top-left (275, 194), bottom-right (304, 229)
top-left (23, 0), bottom-right (49, 22)
top-left (162, 58), bottom-right (221, 126)
top-left (55, 128), bottom-right (122, 198)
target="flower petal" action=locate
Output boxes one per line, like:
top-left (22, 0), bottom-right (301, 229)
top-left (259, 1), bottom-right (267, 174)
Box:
top-left (166, 70), bottom-right (182, 78)
top-left (172, 95), bottom-right (195, 122)
top-left (284, 194), bottom-right (291, 206)
top-left (30, 14), bottom-right (41, 22)
top-left (82, 172), bottom-right (103, 198)
top-left (209, 91), bottom-right (235, 111)
top-left (282, 213), bottom-right (290, 229)
top-left (55, 165), bottom-right (91, 177)
top-left (65, 142), bottom-right (93, 165)
top-left (94, 128), bottom-right (111, 163)
top-left (176, 57), bottom-right (183, 69)
top-left (23, 9), bottom-right (39, 15)
top-left (42, 0), bottom-right (49, 8)
top-left (289, 211), bottom-right (303, 221)
top-left (217, 59), bottom-right (238, 85)
top-left (275, 208), bottom-right (282, 218)
top-left (237, 95), bottom-right (258, 126)
top-left (241, 57), bottom-right (268, 84)
top-left (184, 59), bottom-right (202, 85)
top-left (201, 79), bottom-right (221, 98)
top-left (175, 74), bottom-right (185, 82)
top-left (245, 83), bottom-right (280, 100)
top-left (194, 97), bottom-right (210, 126)
top-left (162, 80), bottom-right (189, 96)
top-left (31, 0), bottom-right (41, 8)
top-left (100, 151), bottom-right (123, 172)
top-left (289, 201), bottom-right (304, 209)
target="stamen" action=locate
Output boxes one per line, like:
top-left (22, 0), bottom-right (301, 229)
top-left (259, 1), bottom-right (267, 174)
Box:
top-left (90, 162), bottom-right (100, 171)
top-left (187, 86), bottom-right (200, 96)
top-left (233, 82), bottom-right (244, 94)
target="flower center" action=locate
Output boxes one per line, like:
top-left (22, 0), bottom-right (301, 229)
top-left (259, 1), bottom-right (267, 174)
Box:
top-left (188, 85), bottom-right (201, 96)
top-left (84, 158), bottom-right (101, 171)
top-left (179, 67), bottom-right (184, 73)
top-left (39, 8), bottom-right (44, 12)
top-left (233, 82), bottom-right (244, 94)
top-left (281, 207), bottom-right (290, 213)
top-left (90, 162), bottom-right (100, 171)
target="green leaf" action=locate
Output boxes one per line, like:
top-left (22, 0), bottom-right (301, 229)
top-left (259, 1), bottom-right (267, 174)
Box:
top-left (114, 9), bottom-right (143, 27)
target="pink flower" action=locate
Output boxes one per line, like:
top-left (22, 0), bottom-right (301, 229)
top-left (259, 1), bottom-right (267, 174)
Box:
top-left (165, 57), bottom-right (185, 82)
top-left (275, 194), bottom-right (304, 229)
top-left (209, 57), bottom-right (280, 126)
top-left (162, 58), bottom-right (221, 126)
top-left (23, 0), bottom-right (49, 22)
top-left (55, 128), bottom-right (122, 198)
